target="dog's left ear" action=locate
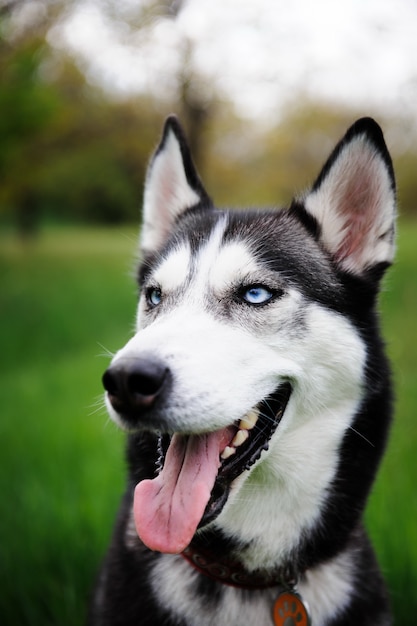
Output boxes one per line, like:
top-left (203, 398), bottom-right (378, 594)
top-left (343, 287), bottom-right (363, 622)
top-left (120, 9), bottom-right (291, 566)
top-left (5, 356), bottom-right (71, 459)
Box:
top-left (141, 115), bottom-right (211, 254)
top-left (301, 118), bottom-right (396, 276)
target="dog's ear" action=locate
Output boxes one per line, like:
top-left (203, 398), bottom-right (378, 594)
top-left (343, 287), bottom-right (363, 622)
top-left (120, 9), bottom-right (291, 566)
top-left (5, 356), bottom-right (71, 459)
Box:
top-left (300, 118), bottom-right (396, 276)
top-left (141, 115), bottom-right (211, 254)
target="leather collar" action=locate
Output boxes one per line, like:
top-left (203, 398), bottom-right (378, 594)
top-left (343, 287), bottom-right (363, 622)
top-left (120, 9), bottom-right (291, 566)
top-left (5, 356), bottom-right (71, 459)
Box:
top-left (181, 542), bottom-right (297, 590)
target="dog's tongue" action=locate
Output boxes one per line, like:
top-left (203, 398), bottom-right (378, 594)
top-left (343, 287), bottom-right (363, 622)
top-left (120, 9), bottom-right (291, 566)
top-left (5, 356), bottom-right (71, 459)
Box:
top-left (134, 429), bottom-right (232, 554)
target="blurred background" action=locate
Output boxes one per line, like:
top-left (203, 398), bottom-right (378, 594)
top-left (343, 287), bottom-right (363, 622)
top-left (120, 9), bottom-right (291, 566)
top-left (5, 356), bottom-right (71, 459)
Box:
top-left (1, 0), bottom-right (416, 623)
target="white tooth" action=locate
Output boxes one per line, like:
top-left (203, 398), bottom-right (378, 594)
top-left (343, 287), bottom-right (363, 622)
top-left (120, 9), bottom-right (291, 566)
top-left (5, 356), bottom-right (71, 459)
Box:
top-left (220, 446), bottom-right (236, 460)
top-left (232, 429), bottom-right (249, 448)
top-left (239, 409), bottom-right (259, 431)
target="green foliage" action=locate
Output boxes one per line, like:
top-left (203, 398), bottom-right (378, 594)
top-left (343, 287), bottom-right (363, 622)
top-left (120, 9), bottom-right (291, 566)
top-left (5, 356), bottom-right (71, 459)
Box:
top-left (2, 1), bottom-right (417, 234)
top-left (0, 38), bottom-right (56, 148)
top-left (0, 3), bottom-right (166, 233)
top-left (36, 94), bottom-right (159, 224)
top-left (0, 224), bottom-right (416, 624)
top-left (204, 101), bottom-right (417, 217)
top-left (396, 151), bottom-right (417, 217)
top-left (0, 19), bottom-right (59, 234)
top-left (0, 37), bottom-right (162, 230)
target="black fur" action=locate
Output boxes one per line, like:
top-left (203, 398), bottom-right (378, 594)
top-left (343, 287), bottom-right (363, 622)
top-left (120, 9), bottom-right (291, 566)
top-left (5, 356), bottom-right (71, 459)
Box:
top-left (89, 117), bottom-right (395, 625)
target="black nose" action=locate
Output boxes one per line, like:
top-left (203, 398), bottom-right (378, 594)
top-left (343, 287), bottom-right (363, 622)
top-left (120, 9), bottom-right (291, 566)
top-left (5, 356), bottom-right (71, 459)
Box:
top-left (102, 357), bottom-right (169, 419)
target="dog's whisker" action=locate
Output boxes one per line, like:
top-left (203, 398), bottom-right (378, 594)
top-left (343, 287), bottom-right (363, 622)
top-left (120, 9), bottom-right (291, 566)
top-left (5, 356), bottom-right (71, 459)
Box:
top-left (257, 406), bottom-right (277, 426)
top-left (348, 425), bottom-right (375, 448)
top-left (96, 342), bottom-right (116, 359)
top-left (88, 395), bottom-right (108, 417)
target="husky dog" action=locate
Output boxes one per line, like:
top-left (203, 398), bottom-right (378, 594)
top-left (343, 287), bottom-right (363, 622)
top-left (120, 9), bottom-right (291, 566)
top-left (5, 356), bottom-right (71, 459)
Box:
top-left (90, 116), bottom-right (396, 625)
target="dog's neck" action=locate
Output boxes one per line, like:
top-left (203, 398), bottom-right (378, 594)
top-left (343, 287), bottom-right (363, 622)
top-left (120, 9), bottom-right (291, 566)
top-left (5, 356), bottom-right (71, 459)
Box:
top-left (181, 538), bottom-right (298, 590)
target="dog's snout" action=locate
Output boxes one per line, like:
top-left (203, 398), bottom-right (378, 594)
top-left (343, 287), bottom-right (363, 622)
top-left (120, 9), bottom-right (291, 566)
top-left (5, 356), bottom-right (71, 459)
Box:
top-left (103, 357), bottom-right (169, 419)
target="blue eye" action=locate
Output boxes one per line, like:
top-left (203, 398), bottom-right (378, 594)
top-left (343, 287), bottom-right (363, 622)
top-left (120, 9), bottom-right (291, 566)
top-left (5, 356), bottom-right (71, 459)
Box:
top-left (147, 287), bottom-right (162, 307)
top-left (241, 285), bottom-right (273, 305)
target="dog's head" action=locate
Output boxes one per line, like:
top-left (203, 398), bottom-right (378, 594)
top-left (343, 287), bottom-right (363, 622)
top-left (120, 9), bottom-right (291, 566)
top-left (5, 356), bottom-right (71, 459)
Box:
top-left (103, 116), bottom-right (395, 559)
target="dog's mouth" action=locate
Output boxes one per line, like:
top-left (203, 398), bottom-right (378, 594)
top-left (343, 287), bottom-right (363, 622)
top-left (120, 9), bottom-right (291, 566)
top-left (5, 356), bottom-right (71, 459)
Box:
top-left (133, 383), bottom-right (291, 554)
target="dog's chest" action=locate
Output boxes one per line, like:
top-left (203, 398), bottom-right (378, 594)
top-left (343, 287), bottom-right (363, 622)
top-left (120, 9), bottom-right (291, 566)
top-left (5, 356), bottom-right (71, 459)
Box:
top-left (150, 551), bottom-right (354, 626)
top-left (151, 555), bottom-right (278, 625)
top-left (151, 551), bottom-right (354, 626)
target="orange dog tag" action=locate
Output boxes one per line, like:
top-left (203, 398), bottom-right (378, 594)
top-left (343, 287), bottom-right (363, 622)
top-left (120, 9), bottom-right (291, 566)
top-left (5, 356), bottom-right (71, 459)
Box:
top-left (273, 590), bottom-right (311, 626)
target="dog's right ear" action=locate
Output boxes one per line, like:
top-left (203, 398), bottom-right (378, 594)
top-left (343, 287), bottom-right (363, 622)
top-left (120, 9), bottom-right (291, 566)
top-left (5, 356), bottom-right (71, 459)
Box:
top-left (141, 116), bottom-right (211, 255)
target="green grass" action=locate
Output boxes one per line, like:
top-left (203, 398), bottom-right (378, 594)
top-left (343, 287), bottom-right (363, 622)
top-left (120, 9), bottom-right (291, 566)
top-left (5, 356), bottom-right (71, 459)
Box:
top-left (1, 224), bottom-right (416, 624)
top-left (366, 224), bottom-right (417, 619)
top-left (0, 227), bottom-right (136, 625)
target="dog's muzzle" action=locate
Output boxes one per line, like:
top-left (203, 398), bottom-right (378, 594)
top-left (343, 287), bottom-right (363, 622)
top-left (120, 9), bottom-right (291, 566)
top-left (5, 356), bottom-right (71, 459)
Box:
top-left (102, 355), bottom-right (292, 554)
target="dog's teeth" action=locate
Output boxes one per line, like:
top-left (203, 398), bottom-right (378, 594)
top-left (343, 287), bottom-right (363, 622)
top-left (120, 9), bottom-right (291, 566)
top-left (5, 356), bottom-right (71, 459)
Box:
top-left (239, 409), bottom-right (259, 431)
top-left (232, 429), bottom-right (249, 448)
top-left (220, 446), bottom-right (236, 460)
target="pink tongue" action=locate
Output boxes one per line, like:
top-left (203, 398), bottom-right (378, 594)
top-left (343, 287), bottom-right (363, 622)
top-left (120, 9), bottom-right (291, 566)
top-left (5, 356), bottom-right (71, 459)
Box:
top-left (134, 429), bottom-right (232, 554)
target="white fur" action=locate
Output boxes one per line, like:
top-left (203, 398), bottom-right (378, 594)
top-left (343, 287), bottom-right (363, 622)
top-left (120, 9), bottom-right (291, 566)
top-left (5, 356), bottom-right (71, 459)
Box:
top-left (300, 551), bottom-right (355, 625)
top-left (151, 243), bottom-right (191, 293)
top-left (208, 240), bottom-right (261, 291)
top-left (141, 129), bottom-right (201, 253)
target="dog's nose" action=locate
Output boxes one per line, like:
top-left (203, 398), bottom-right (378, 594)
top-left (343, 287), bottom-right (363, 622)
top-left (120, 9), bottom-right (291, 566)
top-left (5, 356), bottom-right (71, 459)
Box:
top-left (102, 357), bottom-right (169, 417)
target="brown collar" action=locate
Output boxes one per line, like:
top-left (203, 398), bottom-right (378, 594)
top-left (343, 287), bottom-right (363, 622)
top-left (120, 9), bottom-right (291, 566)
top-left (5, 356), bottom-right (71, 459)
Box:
top-left (181, 543), bottom-right (297, 590)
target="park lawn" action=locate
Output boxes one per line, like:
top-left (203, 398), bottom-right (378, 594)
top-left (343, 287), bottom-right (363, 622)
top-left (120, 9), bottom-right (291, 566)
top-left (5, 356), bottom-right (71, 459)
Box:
top-left (0, 223), bottom-right (416, 625)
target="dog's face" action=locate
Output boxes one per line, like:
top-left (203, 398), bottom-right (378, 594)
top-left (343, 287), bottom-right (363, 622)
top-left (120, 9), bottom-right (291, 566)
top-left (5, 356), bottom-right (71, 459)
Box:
top-left (103, 117), bottom-right (396, 562)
